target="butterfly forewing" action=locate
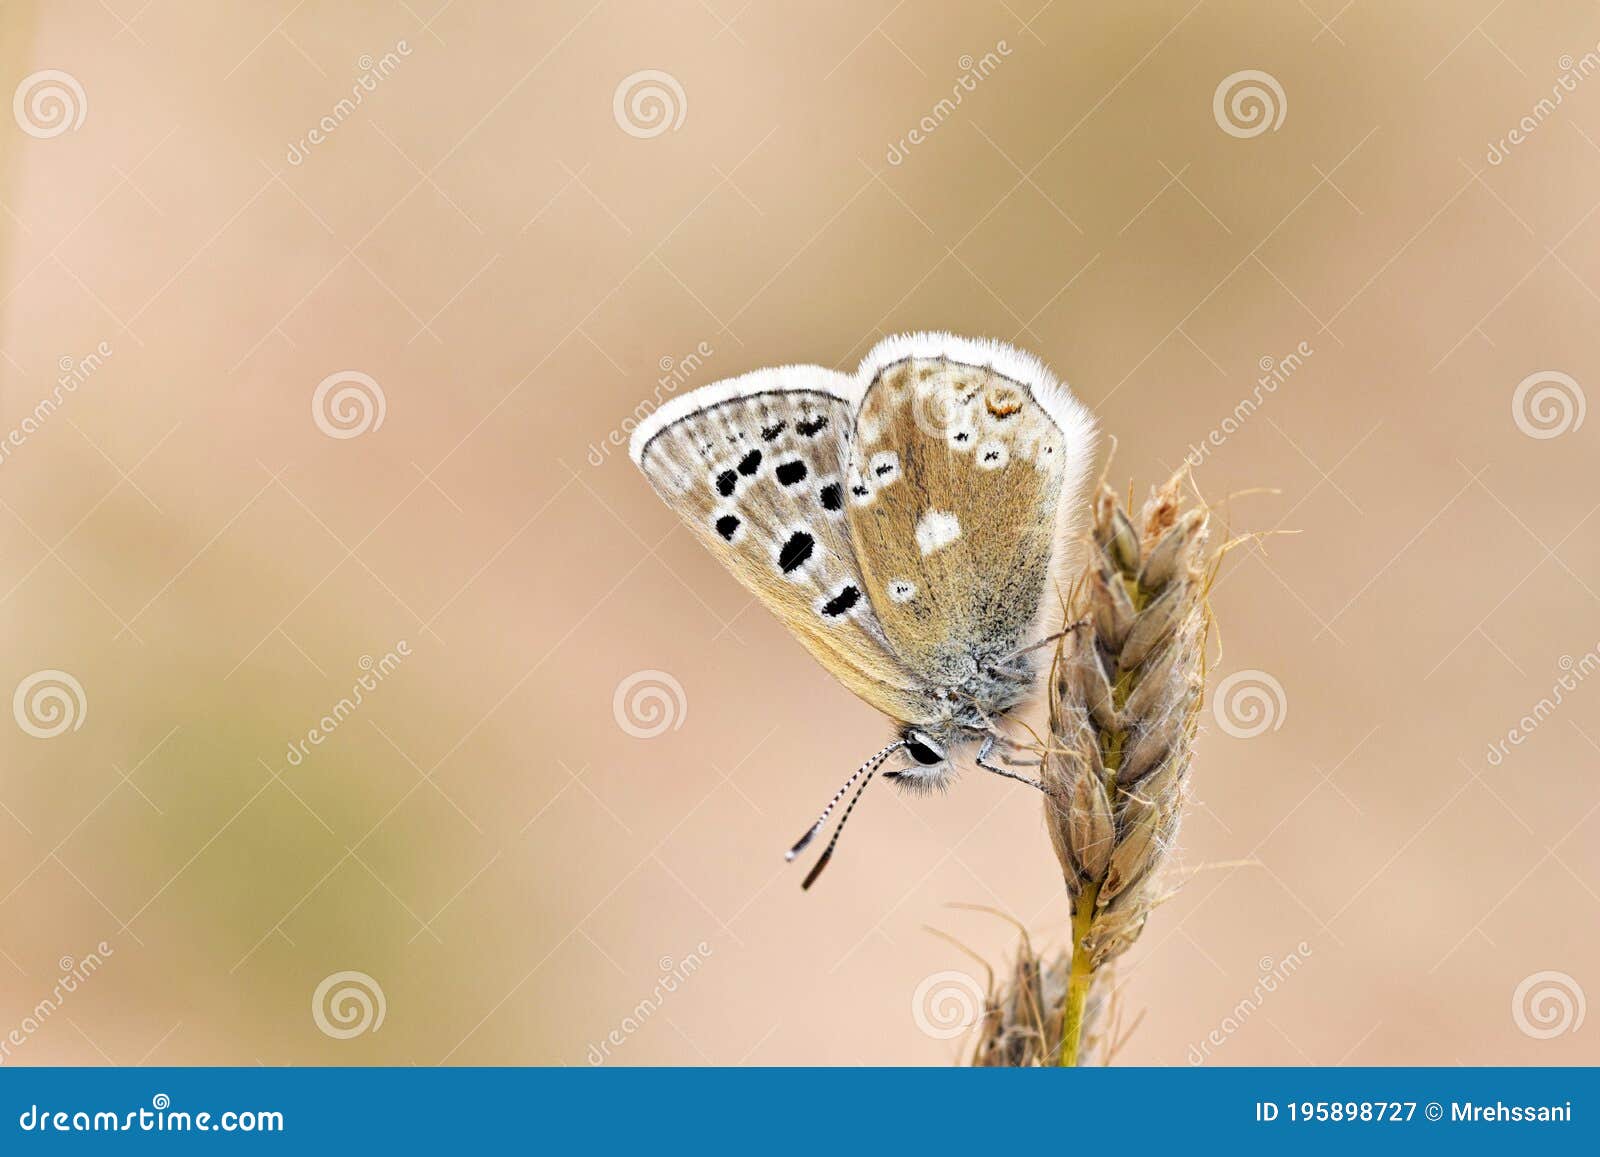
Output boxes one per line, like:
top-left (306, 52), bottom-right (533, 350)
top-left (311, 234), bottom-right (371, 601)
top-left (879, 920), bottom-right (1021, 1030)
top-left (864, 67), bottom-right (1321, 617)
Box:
top-left (630, 367), bottom-right (935, 722)
top-left (844, 341), bottom-right (1096, 685)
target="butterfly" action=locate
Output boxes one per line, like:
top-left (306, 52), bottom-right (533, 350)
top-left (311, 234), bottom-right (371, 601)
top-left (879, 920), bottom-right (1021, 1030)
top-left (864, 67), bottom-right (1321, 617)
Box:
top-left (630, 333), bottom-right (1097, 887)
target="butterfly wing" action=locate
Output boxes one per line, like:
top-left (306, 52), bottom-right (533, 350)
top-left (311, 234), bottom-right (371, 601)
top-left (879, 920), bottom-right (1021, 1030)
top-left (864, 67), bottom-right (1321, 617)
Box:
top-left (630, 365), bottom-right (936, 723)
top-left (843, 334), bottom-right (1098, 685)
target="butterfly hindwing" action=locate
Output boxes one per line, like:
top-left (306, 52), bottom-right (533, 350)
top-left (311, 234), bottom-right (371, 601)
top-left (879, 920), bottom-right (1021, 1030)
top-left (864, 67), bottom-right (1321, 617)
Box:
top-left (630, 366), bottom-right (936, 722)
top-left (844, 335), bottom-right (1098, 686)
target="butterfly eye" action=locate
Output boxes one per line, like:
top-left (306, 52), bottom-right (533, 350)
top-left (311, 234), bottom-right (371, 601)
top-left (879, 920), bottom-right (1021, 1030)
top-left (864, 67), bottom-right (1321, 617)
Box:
top-left (905, 738), bottom-right (943, 766)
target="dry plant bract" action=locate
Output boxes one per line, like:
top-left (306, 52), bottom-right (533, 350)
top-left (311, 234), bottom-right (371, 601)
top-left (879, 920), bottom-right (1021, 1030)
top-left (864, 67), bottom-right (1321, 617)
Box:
top-left (972, 472), bottom-right (1217, 1066)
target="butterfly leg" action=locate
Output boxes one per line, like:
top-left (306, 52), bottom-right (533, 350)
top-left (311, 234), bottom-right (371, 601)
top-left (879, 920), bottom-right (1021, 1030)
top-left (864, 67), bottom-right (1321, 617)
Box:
top-left (992, 618), bottom-right (1091, 667)
top-left (989, 733), bottom-right (1043, 767)
top-left (975, 736), bottom-right (1047, 793)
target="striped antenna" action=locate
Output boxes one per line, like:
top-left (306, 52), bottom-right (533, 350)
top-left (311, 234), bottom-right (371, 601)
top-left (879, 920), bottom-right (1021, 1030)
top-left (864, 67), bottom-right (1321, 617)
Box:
top-left (800, 763), bottom-right (882, 890)
top-left (785, 740), bottom-right (904, 862)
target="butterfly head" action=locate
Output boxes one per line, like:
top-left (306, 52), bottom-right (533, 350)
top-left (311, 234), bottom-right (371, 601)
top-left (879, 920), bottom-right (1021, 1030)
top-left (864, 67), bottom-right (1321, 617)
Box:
top-left (881, 724), bottom-right (966, 795)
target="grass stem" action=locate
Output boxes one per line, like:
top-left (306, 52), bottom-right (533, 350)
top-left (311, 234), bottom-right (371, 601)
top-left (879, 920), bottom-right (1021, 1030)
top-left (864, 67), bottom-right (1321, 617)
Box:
top-left (1059, 882), bottom-right (1099, 1066)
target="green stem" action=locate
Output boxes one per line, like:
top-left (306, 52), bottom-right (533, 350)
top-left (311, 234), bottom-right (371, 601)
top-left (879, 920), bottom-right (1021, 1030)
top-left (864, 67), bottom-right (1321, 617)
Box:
top-left (1059, 882), bottom-right (1098, 1066)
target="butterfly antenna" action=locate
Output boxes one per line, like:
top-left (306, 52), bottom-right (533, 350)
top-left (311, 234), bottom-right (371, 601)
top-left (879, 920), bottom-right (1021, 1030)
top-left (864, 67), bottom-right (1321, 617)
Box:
top-left (801, 763), bottom-right (882, 890)
top-left (785, 740), bottom-right (903, 861)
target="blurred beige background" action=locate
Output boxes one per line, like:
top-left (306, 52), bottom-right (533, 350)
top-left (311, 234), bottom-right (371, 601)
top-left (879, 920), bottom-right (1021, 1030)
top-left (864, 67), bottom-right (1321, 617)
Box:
top-left (2, 0), bottom-right (1597, 1066)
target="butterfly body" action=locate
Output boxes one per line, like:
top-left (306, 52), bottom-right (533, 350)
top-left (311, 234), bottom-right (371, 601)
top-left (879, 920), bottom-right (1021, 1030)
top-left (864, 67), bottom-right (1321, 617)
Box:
top-left (630, 333), bottom-right (1097, 879)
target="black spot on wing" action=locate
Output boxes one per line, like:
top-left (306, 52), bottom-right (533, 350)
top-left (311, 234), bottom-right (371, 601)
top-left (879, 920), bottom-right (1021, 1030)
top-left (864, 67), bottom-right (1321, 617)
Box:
top-left (820, 585), bottom-right (859, 617)
top-left (778, 531), bottom-right (814, 574)
top-left (737, 449), bottom-right (762, 476)
top-left (715, 514), bottom-right (740, 541)
top-left (760, 420), bottom-right (787, 442)
top-left (715, 470), bottom-right (737, 497)
top-left (796, 415), bottom-right (828, 437)
top-left (819, 483), bottom-right (842, 511)
top-left (775, 460), bottom-right (808, 486)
